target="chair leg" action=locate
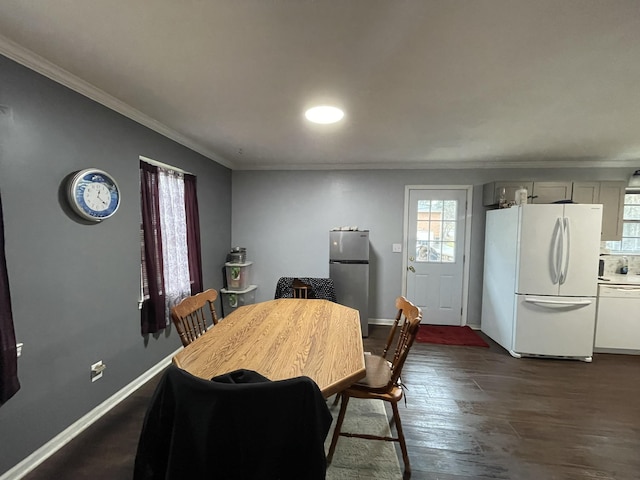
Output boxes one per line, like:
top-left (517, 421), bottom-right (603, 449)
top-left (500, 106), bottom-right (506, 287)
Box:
top-left (332, 392), bottom-right (342, 406)
top-left (327, 394), bottom-right (350, 463)
top-left (391, 400), bottom-right (411, 477)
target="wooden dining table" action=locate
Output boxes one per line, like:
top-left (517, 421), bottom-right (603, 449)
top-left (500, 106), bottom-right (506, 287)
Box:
top-left (172, 298), bottom-right (366, 398)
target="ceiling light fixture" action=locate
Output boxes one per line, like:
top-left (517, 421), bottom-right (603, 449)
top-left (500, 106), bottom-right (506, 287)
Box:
top-left (304, 105), bottom-right (344, 124)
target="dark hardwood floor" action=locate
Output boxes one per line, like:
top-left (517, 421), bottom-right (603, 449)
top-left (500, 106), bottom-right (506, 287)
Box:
top-left (22, 325), bottom-right (640, 480)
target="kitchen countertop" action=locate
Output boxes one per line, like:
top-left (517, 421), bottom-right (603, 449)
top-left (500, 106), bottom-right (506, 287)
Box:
top-left (598, 274), bottom-right (640, 286)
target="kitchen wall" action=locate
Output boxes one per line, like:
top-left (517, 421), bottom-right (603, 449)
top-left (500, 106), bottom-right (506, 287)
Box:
top-left (600, 254), bottom-right (640, 275)
top-left (232, 168), bottom-right (636, 324)
top-left (0, 55), bottom-right (232, 476)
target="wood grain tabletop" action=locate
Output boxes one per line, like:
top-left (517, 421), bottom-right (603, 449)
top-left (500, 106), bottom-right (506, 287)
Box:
top-left (172, 298), bottom-right (366, 397)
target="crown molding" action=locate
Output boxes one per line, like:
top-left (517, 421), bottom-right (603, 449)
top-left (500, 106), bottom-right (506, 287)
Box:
top-left (0, 35), bottom-right (234, 170)
top-left (234, 157), bottom-right (640, 171)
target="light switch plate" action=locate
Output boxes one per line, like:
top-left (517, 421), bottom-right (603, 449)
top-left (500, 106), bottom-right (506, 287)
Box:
top-left (91, 360), bottom-right (105, 382)
top-left (392, 243), bottom-right (402, 253)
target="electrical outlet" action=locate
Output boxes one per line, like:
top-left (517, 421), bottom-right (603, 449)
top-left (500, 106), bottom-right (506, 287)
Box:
top-left (91, 360), bottom-right (106, 382)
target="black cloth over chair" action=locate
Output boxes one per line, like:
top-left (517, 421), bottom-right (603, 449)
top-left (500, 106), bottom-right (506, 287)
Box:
top-left (134, 365), bottom-right (333, 480)
top-left (274, 277), bottom-right (337, 302)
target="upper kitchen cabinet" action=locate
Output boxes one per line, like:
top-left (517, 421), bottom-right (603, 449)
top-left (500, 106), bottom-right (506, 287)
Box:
top-left (572, 182), bottom-right (600, 204)
top-left (573, 181), bottom-right (626, 241)
top-left (530, 182), bottom-right (573, 204)
top-left (482, 181), bottom-right (533, 206)
top-left (483, 180), bottom-right (626, 240)
top-left (483, 181), bottom-right (572, 205)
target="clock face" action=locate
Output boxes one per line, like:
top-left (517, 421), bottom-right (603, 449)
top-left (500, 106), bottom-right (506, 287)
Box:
top-left (68, 169), bottom-right (120, 221)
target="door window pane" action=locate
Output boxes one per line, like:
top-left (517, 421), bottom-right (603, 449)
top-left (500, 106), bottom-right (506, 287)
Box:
top-left (443, 221), bottom-right (456, 242)
top-left (416, 199), bottom-right (457, 263)
top-left (443, 200), bottom-right (457, 220)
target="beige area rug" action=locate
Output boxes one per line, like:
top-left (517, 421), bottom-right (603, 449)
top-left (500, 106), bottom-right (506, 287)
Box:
top-left (325, 396), bottom-right (403, 480)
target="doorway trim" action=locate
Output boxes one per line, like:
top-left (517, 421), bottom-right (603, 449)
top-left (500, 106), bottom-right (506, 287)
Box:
top-left (402, 185), bottom-right (474, 325)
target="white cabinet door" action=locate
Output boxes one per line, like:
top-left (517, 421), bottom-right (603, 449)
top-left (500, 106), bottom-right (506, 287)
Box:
top-left (595, 286), bottom-right (640, 350)
top-left (598, 181), bottom-right (626, 241)
top-left (572, 182), bottom-right (599, 204)
top-left (531, 182), bottom-right (573, 204)
top-left (571, 181), bottom-right (625, 241)
top-left (482, 181), bottom-right (533, 206)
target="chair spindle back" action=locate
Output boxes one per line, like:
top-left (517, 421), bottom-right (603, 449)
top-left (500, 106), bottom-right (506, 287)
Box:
top-left (171, 289), bottom-right (219, 347)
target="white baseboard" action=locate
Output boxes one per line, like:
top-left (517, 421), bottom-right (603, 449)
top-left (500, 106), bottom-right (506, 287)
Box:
top-left (0, 347), bottom-right (181, 480)
top-left (368, 318), bottom-right (395, 326)
top-left (370, 319), bottom-right (482, 330)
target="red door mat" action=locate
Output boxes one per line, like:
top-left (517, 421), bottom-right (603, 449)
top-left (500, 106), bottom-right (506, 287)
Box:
top-left (416, 325), bottom-right (489, 347)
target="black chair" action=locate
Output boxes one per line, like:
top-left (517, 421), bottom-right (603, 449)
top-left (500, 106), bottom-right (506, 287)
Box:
top-left (134, 365), bottom-right (332, 480)
top-left (274, 277), bottom-right (337, 302)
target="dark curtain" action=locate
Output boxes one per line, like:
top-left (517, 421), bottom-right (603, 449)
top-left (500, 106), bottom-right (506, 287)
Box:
top-left (184, 174), bottom-right (203, 295)
top-left (140, 161), bottom-right (166, 335)
top-left (0, 191), bottom-right (20, 404)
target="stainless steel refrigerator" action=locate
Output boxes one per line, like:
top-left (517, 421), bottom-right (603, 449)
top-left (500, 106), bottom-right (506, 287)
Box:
top-left (329, 230), bottom-right (370, 337)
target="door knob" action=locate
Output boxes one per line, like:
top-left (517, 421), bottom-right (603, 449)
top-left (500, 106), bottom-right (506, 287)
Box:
top-left (409, 256), bottom-right (415, 261)
top-left (408, 266), bottom-right (416, 273)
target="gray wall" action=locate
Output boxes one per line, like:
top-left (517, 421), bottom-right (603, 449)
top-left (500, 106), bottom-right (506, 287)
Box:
top-left (232, 167), bottom-right (634, 323)
top-left (1, 50), bottom-right (637, 476)
top-left (0, 55), bottom-right (232, 474)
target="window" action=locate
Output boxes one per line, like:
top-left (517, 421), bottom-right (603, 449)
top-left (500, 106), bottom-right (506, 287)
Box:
top-left (140, 159), bottom-right (202, 335)
top-left (604, 191), bottom-right (640, 254)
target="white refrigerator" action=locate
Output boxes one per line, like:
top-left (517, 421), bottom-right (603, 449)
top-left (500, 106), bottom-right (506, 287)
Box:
top-left (481, 204), bottom-right (602, 361)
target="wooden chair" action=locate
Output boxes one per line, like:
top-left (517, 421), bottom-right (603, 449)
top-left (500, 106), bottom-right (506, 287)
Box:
top-left (171, 289), bottom-right (219, 347)
top-left (332, 302), bottom-right (407, 405)
top-left (292, 278), bottom-right (311, 299)
top-left (327, 296), bottom-right (422, 479)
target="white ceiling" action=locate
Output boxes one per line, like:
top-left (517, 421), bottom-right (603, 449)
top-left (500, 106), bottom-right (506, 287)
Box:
top-left (2, 0), bottom-right (640, 171)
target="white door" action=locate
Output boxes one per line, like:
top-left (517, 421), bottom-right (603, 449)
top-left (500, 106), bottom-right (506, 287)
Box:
top-left (404, 187), bottom-right (471, 325)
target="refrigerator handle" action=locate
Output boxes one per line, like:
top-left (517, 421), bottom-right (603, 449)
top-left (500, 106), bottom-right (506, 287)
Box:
top-left (524, 296), bottom-right (593, 307)
top-left (557, 216), bottom-right (566, 285)
top-left (551, 217), bottom-right (562, 285)
top-left (559, 217), bottom-right (570, 285)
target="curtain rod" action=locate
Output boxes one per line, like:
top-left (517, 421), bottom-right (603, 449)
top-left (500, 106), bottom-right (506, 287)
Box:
top-left (139, 155), bottom-right (192, 175)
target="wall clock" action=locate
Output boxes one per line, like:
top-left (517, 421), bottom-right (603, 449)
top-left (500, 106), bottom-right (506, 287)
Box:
top-left (67, 168), bottom-right (121, 222)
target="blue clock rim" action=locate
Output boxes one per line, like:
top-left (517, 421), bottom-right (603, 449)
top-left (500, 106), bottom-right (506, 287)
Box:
top-left (69, 168), bottom-right (120, 221)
